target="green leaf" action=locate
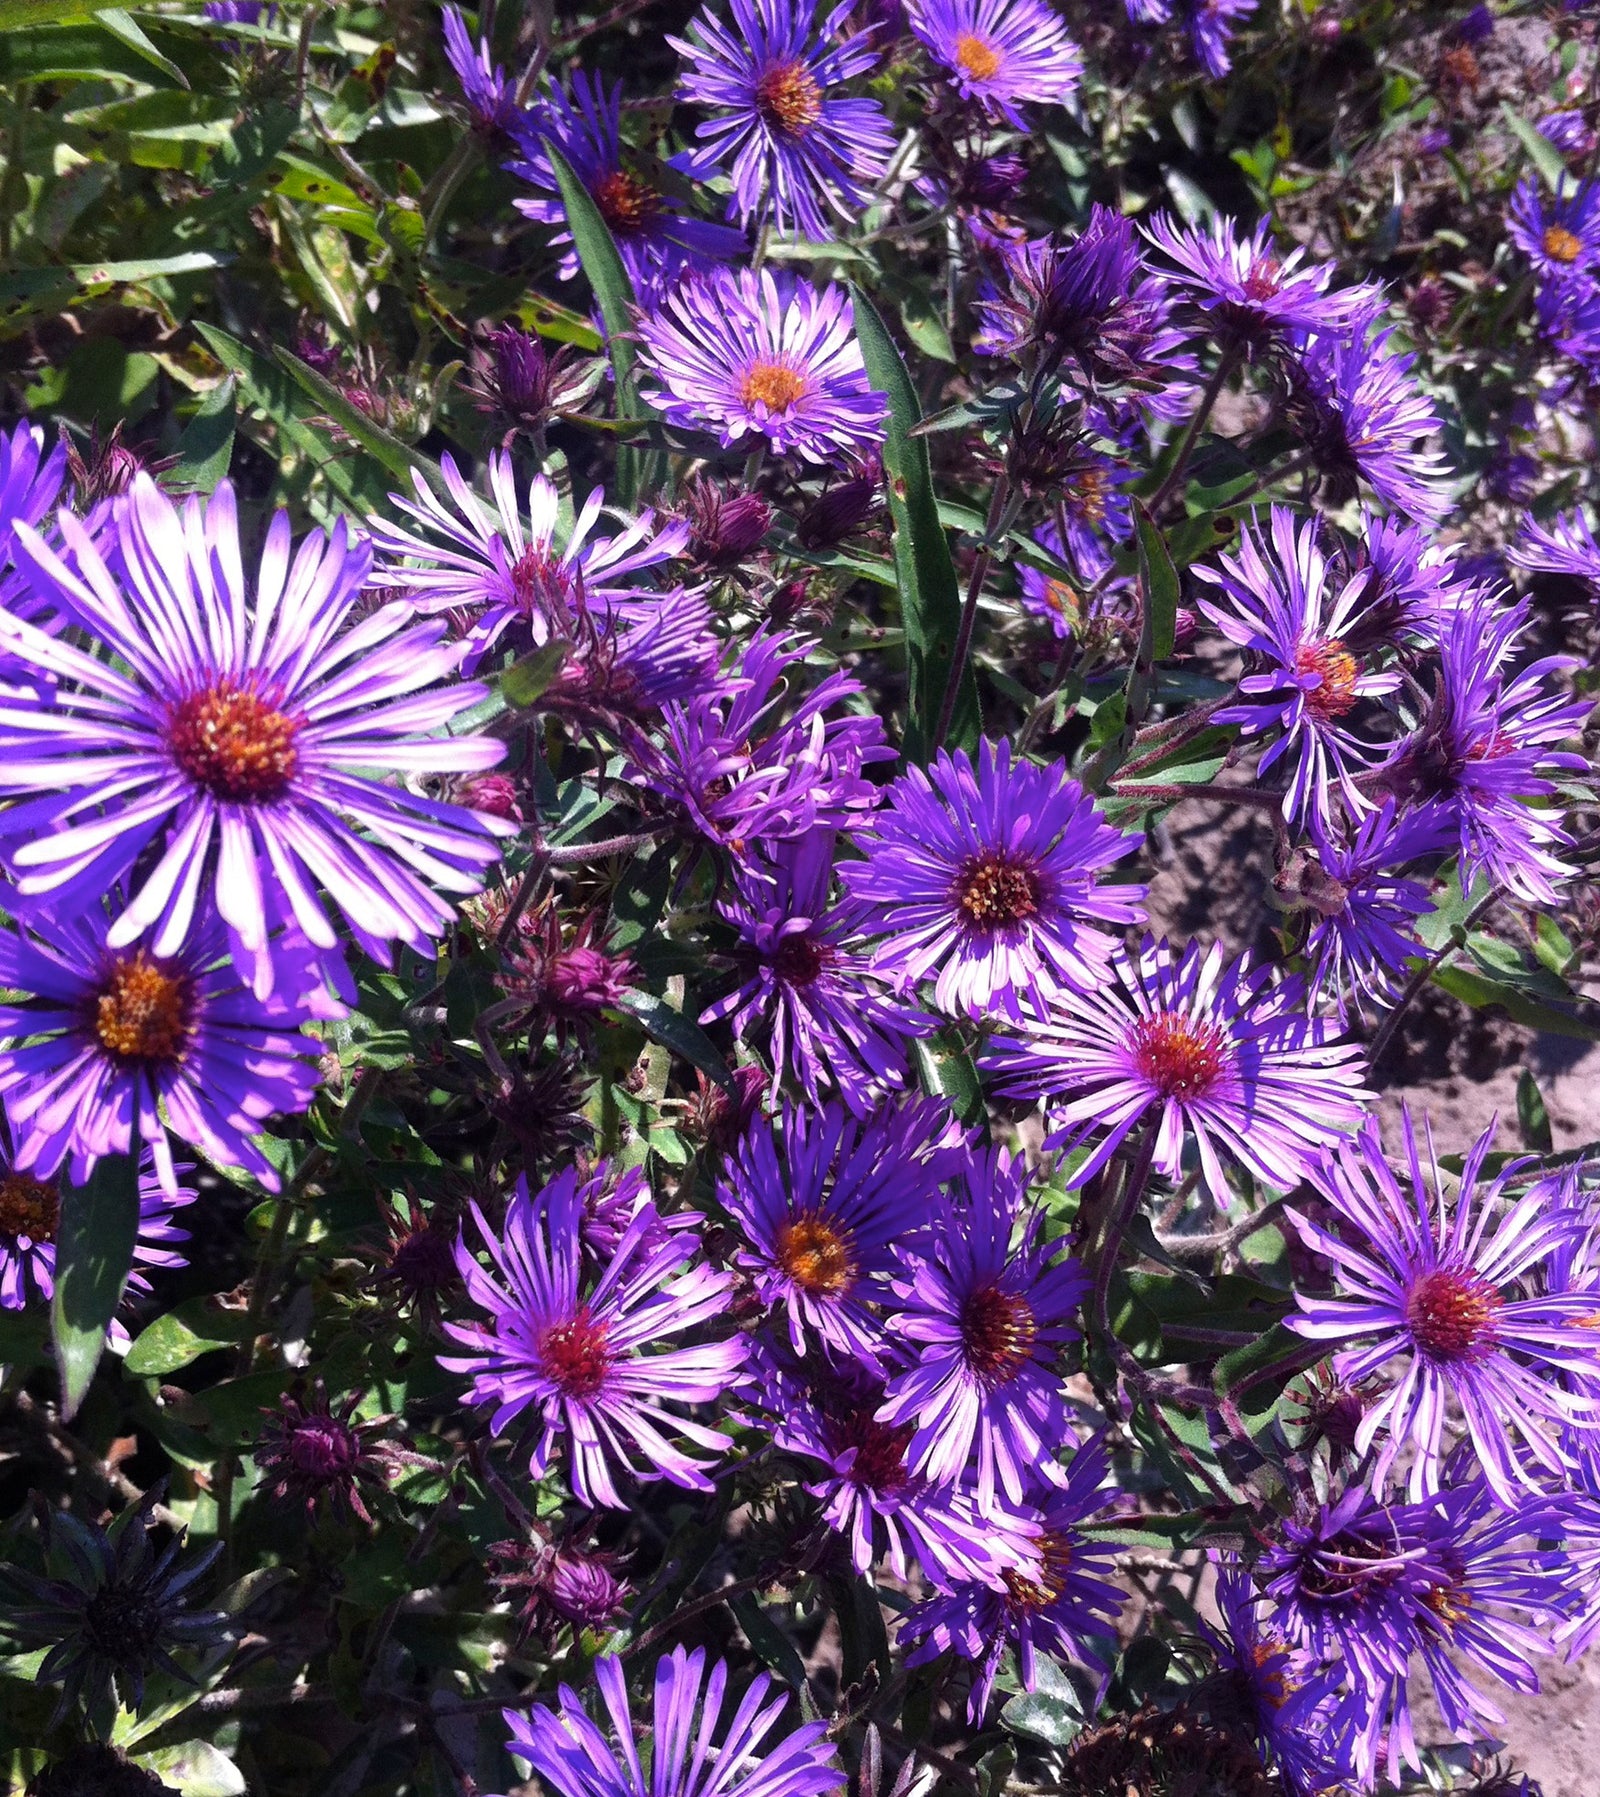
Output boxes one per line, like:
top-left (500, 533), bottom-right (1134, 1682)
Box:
top-left (1134, 500), bottom-right (1179, 665)
top-left (501, 641), bottom-right (570, 709)
top-left (0, 1), bottom-right (95, 25)
top-left (545, 143), bottom-right (654, 506)
top-left (1502, 103), bottom-right (1571, 192)
top-left (174, 377), bottom-right (235, 493)
top-left (912, 1032), bottom-right (985, 1125)
top-left (51, 1152), bottom-right (141, 1420)
top-left (125, 1297), bottom-right (254, 1377)
top-left (273, 347), bottom-right (445, 494)
top-left (619, 991), bottom-right (733, 1093)
top-left (728, 1592), bottom-right (808, 1690)
top-left (1516, 1067), bottom-right (1553, 1153)
top-left (134, 1742), bottom-right (245, 1797)
top-left (1002, 1657), bottom-right (1087, 1746)
top-left (73, 250), bottom-right (231, 286)
top-left (93, 8), bottom-right (187, 86)
top-left (850, 287), bottom-right (978, 760)
top-left (1432, 961), bottom-right (1600, 1040)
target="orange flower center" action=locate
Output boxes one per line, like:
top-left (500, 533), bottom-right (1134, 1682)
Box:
top-left (1542, 223), bottom-right (1584, 264)
top-left (0, 1172), bottom-right (59, 1243)
top-left (592, 168), bottom-right (660, 233)
top-left (960, 1283), bottom-right (1038, 1381)
top-left (755, 59), bottom-right (824, 136)
top-left (537, 1308), bottom-right (615, 1398)
top-left (775, 1211), bottom-right (857, 1295)
top-left (1131, 1011), bottom-right (1227, 1100)
top-left (739, 361), bottom-right (809, 414)
top-left (1422, 1578), bottom-right (1473, 1630)
top-left (94, 953), bottom-right (195, 1063)
top-left (1069, 466), bottom-right (1110, 524)
top-left (1404, 1267), bottom-right (1502, 1364)
top-left (1294, 638), bottom-right (1361, 720)
top-left (954, 850), bottom-right (1041, 930)
top-left (953, 32), bottom-right (1002, 81)
top-left (168, 680), bottom-right (300, 803)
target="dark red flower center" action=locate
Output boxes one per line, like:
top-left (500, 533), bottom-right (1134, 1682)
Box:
top-left (1002, 1527), bottom-right (1073, 1612)
top-left (775, 1211), bottom-right (856, 1295)
top-left (287, 1416), bottom-right (361, 1479)
top-left (1404, 1267), bottom-right (1502, 1363)
top-left (168, 680), bottom-right (300, 803)
top-left (0, 1172), bottom-right (59, 1243)
top-left (592, 168), bottom-right (661, 233)
top-left (960, 1282), bottom-right (1038, 1381)
top-left (538, 1308), bottom-right (615, 1398)
top-left (1294, 637), bottom-right (1361, 721)
top-left (954, 850), bottom-right (1041, 930)
top-left (755, 59), bottom-right (823, 135)
top-left (1242, 257), bottom-right (1283, 300)
top-left (1130, 1010), bottom-right (1227, 1100)
top-left (93, 953), bottom-right (195, 1064)
top-left (507, 542), bottom-right (574, 617)
top-left (772, 931), bottom-right (830, 986)
top-left (824, 1406), bottom-right (915, 1493)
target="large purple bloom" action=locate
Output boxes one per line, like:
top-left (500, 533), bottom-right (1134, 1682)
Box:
top-left (840, 739), bottom-right (1145, 1022)
top-left (879, 1151), bottom-right (1089, 1511)
top-left (4, 476), bottom-right (508, 995)
top-left (507, 73), bottom-right (744, 289)
top-left (625, 631), bottom-right (891, 856)
top-left (0, 897), bottom-right (331, 1195)
top-left (752, 1344), bottom-right (1038, 1586)
top-left (1145, 213), bottom-right (1375, 358)
top-left (1196, 506), bottom-right (1401, 827)
top-left (897, 1436), bottom-right (1123, 1722)
top-left (671, 0), bottom-right (895, 240)
top-left (637, 268), bottom-right (887, 464)
top-left (1286, 317), bottom-right (1451, 521)
top-left (440, 1164), bottom-right (746, 1508)
top-left (983, 936), bottom-right (1369, 1206)
top-left (717, 1095), bottom-right (963, 1367)
top-left (702, 832), bottom-right (935, 1113)
top-left (505, 1646), bottom-right (844, 1797)
top-left (1507, 176), bottom-right (1600, 283)
top-left (1287, 1109), bottom-right (1600, 1503)
top-left (907, 0), bottom-right (1084, 128)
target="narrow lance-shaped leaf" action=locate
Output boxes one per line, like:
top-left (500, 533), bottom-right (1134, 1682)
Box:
top-left (850, 286), bottom-right (979, 762)
top-left (545, 143), bottom-right (657, 507)
top-left (51, 1151), bottom-right (141, 1419)
top-left (174, 375), bottom-right (236, 494)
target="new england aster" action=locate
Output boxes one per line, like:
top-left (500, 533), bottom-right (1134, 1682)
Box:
top-left (671, 0), bottom-right (895, 240)
top-left (1510, 505), bottom-right (1600, 589)
top-left (505, 1647), bottom-right (843, 1797)
top-left (4, 475), bottom-right (510, 995)
top-left (440, 3), bottom-right (518, 133)
top-left (440, 1163), bottom-right (747, 1508)
top-left (840, 738), bottom-right (1146, 1022)
top-left (1506, 176), bottom-right (1600, 284)
top-left (0, 896), bottom-right (331, 1194)
top-left (636, 267), bottom-right (888, 463)
top-left (879, 1150), bottom-right (1090, 1511)
top-left (907, 0), bottom-right (1084, 129)
top-left (1287, 1109), bottom-right (1600, 1504)
top-left (983, 936), bottom-right (1369, 1205)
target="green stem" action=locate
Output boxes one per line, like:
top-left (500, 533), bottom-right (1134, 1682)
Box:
top-left (1146, 348), bottom-right (1239, 517)
top-left (931, 470), bottom-right (1011, 753)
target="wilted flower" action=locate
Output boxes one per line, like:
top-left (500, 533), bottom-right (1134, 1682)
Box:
top-left (255, 1380), bottom-right (404, 1524)
top-left (488, 1529), bottom-right (630, 1643)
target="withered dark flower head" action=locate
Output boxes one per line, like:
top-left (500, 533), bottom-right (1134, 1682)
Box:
top-left (469, 325), bottom-right (594, 442)
top-left (60, 422), bottom-right (179, 508)
top-left (488, 1529), bottom-right (630, 1645)
top-left (497, 901), bottom-right (636, 1045)
top-left (680, 478), bottom-right (774, 570)
top-left (492, 1051), bottom-right (596, 1170)
top-left (797, 471), bottom-right (881, 549)
top-left (672, 1063), bottom-right (768, 1157)
top-left (1054, 1701), bottom-right (1280, 1797)
top-left (26, 1744), bottom-right (176, 1797)
top-left (254, 1379), bottom-right (404, 1525)
top-left (0, 1488), bottom-right (230, 1724)
top-left (374, 1192), bottom-right (461, 1326)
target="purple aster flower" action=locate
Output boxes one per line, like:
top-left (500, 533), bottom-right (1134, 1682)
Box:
top-left (1539, 108), bottom-right (1596, 163)
top-left (839, 738), bottom-right (1145, 1022)
top-left (1510, 508), bottom-right (1600, 589)
top-left (1, 421), bottom-right (67, 577)
top-left (879, 1150), bottom-right (1090, 1510)
top-left (751, 1344), bottom-right (1039, 1585)
top-left (1340, 509), bottom-right (1469, 647)
top-left (1016, 540), bottom-right (1079, 639)
top-left (897, 1436), bottom-right (1123, 1722)
top-left (1299, 801), bottom-right (1454, 1019)
top-left (1051, 449), bottom-right (1135, 581)
top-left (1287, 1109), bottom-right (1600, 1503)
top-left (1196, 506), bottom-right (1402, 827)
top-left (907, 0), bottom-right (1085, 129)
top-left (701, 831), bottom-right (936, 1112)
top-left (625, 630), bottom-right (892, 856)
top-left (505, 1646), bottom-right (844, 1797)
top-left (1200, 1561), bottom-right (1357, 1796)
top-left (204, 0), bottom-right (272, 21)
top-left (1507, 177), bottom-right (1600, 283)
top-left (1286, 316), bottom-right (1451, 521)
top-left (369, 453), bottom-right (703, 699)
top-left (717, 1095), bottom-right (963, 1366)
top-left (1537, 270), bottom-right (1600, 377)
top-left (441, 5), bottom-right (519, 133)
top-left (507, 73), bottom-right (745, 289)
top-left (439, 1163), bottom-right (746, 1508)
top-left (982, 936), bottom-right (1370, 1206)
top-left (670, 0), bottom-right (895, 240)
top-left (4, 475), bottom-right (508, 994)
top-left (0, 897), bottom-right (331, 1195)
top-left (1185, 0), bottom-right (1255, 77)
top-left (0, 1144), bottom-right (191, 1319)
top-left (1144, 213), bottom-right (1376, 358)
top-left (1368, 589), bottom-right (1590, 906)
top-left (636, 267), bottom-right (887, 464)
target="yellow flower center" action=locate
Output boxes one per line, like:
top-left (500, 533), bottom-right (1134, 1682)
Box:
top-left (755, 59), bottom-right (824, 136)
top-left (775, 1212), bottom-right (857, 1295)
top-left (954, 32), bottom-right (1002, 81)
top-left (1543, 224), bottom-right (1584, 265)
top-left (740, 361), bottom-right (809, 414)
top-left (168, 680), bottom-right (300, 803)
top-left (93, 953), bottom-right (195, 1063)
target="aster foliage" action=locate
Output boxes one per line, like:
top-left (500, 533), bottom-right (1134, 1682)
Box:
top-left (4, 1), bottom-right (1600, 1795)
